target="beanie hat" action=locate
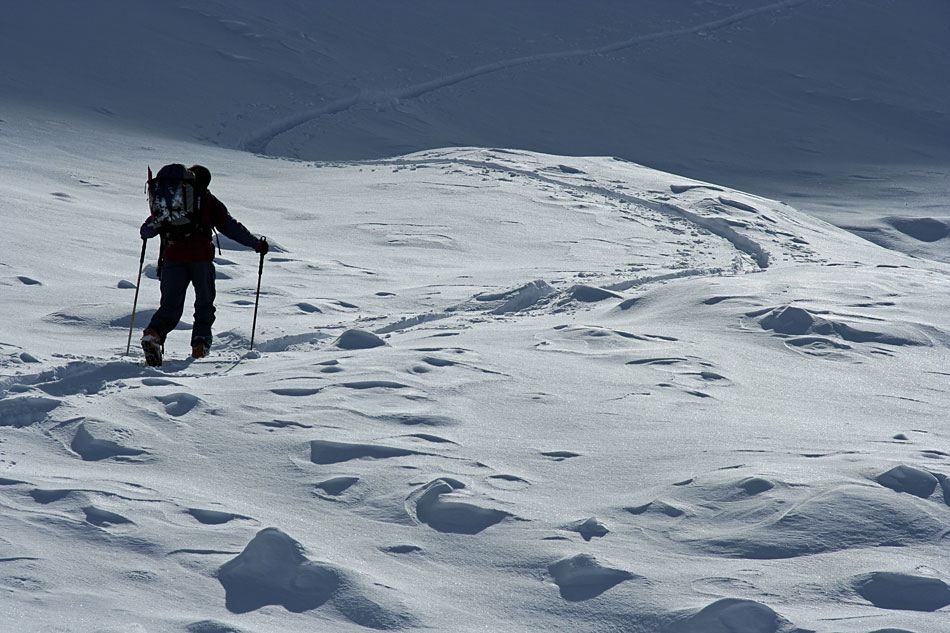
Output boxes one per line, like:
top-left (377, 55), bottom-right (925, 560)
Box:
top-left (189, 164), bottom-right (211, 191)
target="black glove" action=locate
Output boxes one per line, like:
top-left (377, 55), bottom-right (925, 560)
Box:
top-left (140, 217), bottom-right (158, 240)
top-left (254, 237), bottom-right (269, 256)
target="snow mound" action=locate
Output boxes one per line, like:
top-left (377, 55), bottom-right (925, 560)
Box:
top-left (667, 598), bottom-right (795, 633)
top-left (0, 395), bottom-right (60, 427)
top-left (938, 475), bottom-right (950, 508)
top-left (758, 305), bottom-right (930, 347)
top-left (156, 392), bottom-right (201, 417)
top-left (547, 554), bottom-right (634, 602)
top-left (409, 478), bottom-right (511, 534)
top-left (185, 621), bottom-right (245, 633)
top-left (335, 328), bottom-right (387, 350)
top-left (82, 506), bottom-right (134, 527)
top-left (484, 280), bottom-right (556, 315)
top-left (564, 517), bottom-right (610, 541)
top-left (630, 475), bottom-right (949, 560)
top-left (315, 476), bottom-right (360, 498)
top-left (876, 465), bottom-right (940, 499)
top-left (310, 439), bottom-right (423, 465)
top-left (566, 284), bottom-right (621, 303)
top-left (218, 528), bottom-right (415, 627)
top-left (884, 217), bottom-right (950, 243)
top-left (70, 420), bottom-right (148, 462)
top-left (188, 509), bottom-right (249, 525)
top-left (853, 572), bottom-right (950, 612)
top-left (218, 528), bottom-right (340, 613)
top-left (696, 485), bottom-right (945, 559)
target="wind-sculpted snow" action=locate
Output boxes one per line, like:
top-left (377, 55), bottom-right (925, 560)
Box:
top-left (938, 474), bottom-right (950, 508)
top-left (82, 505), bottom-right (134, 527)
top-left (185, 622), bottom-right (245, 633)
top-left (314, 476), bottom-right (360, 498)
top-left (217, 528), bottom-right (338, 613)
top-left (885, 217), bottom-right (950, 243)
top-left (487, 280), bottom-right (557, 315)
top-left (563, 517), bottom-right (610, 542)
top-left (408, 478), bottom-right (512, 534)
top-left (310, 439), bottom-right (425, 465)
top-left (155, 392), bottom-right (201, 417)
top-left (0, 395), bottom-right (60, 427)
top-left (219, 528), bottom-right (416, 627)
top-left (629, 475), bottom-right (949, 560)
top-left (759, 305), bottom-right (930, 347)
top-left (6, 360), bottom-right (156, 397)
top-left (876, 465), bottom-right (940, 499)
top-left (2, 131), bottom-right (949, 632)
top-left (251, 331), bottom-right (329, 353)
top-left (187, 509), bottom-right (248, 526)
top-left (71, 420), bottom-right (148, 462)
top-left (567, 284), bottom-right (622, 303)
top-left (852, 572), bottom-right (950, 613)
top-left (665, 598), bottom-right (794, 633)
top-left (547, 554), bottom-right (634, 602)
top-left (335, 328), bottom-right (387, 350)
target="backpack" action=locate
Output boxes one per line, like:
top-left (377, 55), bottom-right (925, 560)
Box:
top-left (147, 164), bottom-right (199, 235)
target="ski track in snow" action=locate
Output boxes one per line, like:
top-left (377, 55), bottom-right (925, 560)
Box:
top-left (241, 0), bottom-right (813, 154)
top-left (381, 154), bottom-right (781, 271)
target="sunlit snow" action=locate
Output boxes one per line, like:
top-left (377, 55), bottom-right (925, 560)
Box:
top-left (1, 2), bottom-right (948, 632)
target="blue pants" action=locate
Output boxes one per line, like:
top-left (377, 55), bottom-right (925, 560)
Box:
top-left (147, 261), bottom-right (216, 345)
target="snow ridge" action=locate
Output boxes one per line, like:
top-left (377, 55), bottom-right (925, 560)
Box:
top-left (384, 152), bottom-right (777, 271)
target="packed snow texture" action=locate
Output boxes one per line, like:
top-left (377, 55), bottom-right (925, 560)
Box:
top-left (2, 113), bottom-right (949, 631)
top-left (1, 2), bottom-right (949, 632)
top-left (1, 1), bottom-right (947, 260)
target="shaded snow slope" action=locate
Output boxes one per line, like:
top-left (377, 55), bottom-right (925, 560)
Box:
top-left (2, 0), bottom-right (948, 260)
top-left (2, 110), bottom-right (949, 632)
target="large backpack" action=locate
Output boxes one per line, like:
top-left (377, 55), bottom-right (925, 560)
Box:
top-left (147, 164), bottom-right (199, 235)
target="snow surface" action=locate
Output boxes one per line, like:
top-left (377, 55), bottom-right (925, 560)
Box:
top-left (1, 2), bottom-right (950, 633)
top-left (1, 1), bottom-right (948, 260)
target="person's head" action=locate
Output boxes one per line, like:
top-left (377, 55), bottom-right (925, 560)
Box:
top-left (189, 164), bottom-right (211, 191)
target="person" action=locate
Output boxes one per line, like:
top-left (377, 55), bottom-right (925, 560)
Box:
top-left (140, 164), bottom-right (268, 366)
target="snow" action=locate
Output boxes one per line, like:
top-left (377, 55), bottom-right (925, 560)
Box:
top-left (1, 2), bottom-right (949, 632)
top-left (3, 1), bottom-right (947, 260)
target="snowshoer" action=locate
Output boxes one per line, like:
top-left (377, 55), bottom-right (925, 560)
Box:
top-left (140, 164), bottom-right (268, 366)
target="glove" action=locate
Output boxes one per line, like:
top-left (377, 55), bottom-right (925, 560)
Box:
top-left (254, 238), bottom-right (269, 255)
top-left (140, 217), bottom-right (158, 240)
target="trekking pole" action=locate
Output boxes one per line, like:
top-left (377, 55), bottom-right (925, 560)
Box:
top-left (125, 238), bottom-right (148, 356)
top-left (249, 237), bottom-right (267, 350)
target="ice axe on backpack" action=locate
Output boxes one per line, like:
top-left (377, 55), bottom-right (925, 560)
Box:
top-left (249, 237), bottom-right (268, 350)
top-left (125, 238), bottom-right (148, 356)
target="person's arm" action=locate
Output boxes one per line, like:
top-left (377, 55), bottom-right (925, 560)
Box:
top-left (209, 193), bottom-right (267, 252)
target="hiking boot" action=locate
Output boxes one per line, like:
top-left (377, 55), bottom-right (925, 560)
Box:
top-left (191, 340), bottom-right (210, 359)
top-left (141, 329), bottom-right (163, 367)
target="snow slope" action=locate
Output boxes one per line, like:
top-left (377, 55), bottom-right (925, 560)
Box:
top-left (1, 0), bottom-right (948, 260)
top-left (2, 103), bottom-right (950, 632)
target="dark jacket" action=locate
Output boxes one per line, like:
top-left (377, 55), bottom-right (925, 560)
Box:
top-left (141, 191), bottom-right (258, 262)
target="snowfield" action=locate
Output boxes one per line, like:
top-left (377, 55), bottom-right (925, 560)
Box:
top-left (1, 1), bottom-right (949, 632)
top-left (2, 107), bottom-right (948, 633)
top-left (2, 1), bottom-right (948, 260)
